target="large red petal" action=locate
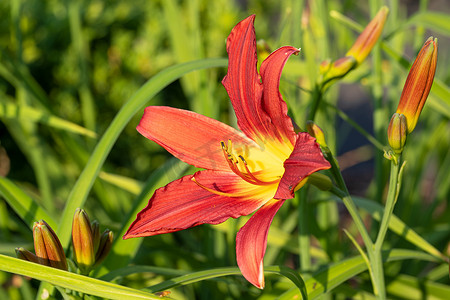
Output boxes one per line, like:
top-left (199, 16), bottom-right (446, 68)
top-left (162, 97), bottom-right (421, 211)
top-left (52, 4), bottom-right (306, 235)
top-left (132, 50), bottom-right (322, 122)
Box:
top-left (124, 171), bottom-right (273, 239)
top-left (260, 46), bottom-right (300, 145)
top-left (236, 199), bottom-right (285, 289)
top-left (222, 15), bottom-right (269, 142)
top-left (274, 133), bottom-right (331, 199)
top-left (137, 106), bottom-right (256, 171)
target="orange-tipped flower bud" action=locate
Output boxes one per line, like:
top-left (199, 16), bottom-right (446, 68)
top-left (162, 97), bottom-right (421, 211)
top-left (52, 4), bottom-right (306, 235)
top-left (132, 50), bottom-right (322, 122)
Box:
top-left (321, 56), bottom-right (357, 83)
top-left (94, 229), bottom-right (114, 267)
top-left (306, 121), bottom-right (327, 148)
top-left (32, 220), bottom-right (68, 270)
top-left (388, 113), bottom-right (407, 154)
top-left (346, 6), bottom-right (389, 64)
top-left (72, 208), bottom-right (95, 274)
top-left (15, 247), bottom-right (40, 264)
top-left (395, 37), bottom-right (438, 134)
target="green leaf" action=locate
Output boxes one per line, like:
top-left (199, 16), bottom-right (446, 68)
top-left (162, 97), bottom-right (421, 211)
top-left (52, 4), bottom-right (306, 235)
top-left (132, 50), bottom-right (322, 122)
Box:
top-left (0, 254), bottom-right (163, 300)
top-left (100, 266), bottom-right (187, 282)
top-left (0, 100), bottom-right (97, 138)
top-left (144, 265), bottom-right (307, 299)
top-left (277, 249), bottom-right (439, 299)
top-left (0, 176), bottom-right (56, 229)
top-left (386, 274), bottom-right (450, 300)
top-left (98, 172), bottom-right (143, 195)
top-left (405, 12), bottom-right (450, 36)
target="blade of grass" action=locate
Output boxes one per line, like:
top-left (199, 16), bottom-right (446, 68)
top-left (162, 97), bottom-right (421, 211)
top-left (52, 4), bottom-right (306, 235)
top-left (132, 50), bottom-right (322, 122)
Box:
top-left (145, 265), bottom-right (307, 299)
top-left (0, 100), bottom-right (97, 138)
top-left (0, 255), bottom-right (164, 300)
top-left (0, 177), bottom-right (56, 229)
top-left (162, 0), bottom-right (216, 118)
top-left (100, 266), bottom-right (188, 282)
top-left (98, 172), bottom-right (143, 195)
top-left (386, 273), bottom-right (450, 299)
top-left (403, 12), bottom-right (450, 37)
top-left (68, 0), bottom-right (96, 132)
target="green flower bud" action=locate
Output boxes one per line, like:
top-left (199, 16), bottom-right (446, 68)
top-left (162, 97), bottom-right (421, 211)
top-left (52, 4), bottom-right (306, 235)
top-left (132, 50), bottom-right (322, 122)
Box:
top-left (94, 229), bottom-right (114, 267)
top-left (306, 121), bottom-right (328, 148)
top-left (91, 220), bottom-right (101, 255)
top-left (387, 113), bottom-right (407, 154)
top-left (322, 56), bottom-right (357, 83)
top-left (306, 172), bottom-right (333, 191)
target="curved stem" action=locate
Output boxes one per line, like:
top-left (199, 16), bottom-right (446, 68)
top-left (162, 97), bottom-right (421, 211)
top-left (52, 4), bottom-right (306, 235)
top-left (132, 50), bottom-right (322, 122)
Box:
top-left (308, 84), bottom-right (323, 121)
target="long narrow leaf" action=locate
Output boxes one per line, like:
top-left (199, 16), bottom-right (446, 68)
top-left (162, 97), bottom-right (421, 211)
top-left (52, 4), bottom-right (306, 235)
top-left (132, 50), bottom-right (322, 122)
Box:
top-left (404, 12), bottom-right (450, 37)
top-left (144, 265), bottom-right (307, 298)
top-left (0, 101), bottom-right (97, 138)
top-left (277, 249), bottom-right (439, 299)
top-left (0, 254), bottom-right (163, 300)
top-left (386, 273), bottom-right (450, 299)
top-left (0, 177), bottom-right (56, 229)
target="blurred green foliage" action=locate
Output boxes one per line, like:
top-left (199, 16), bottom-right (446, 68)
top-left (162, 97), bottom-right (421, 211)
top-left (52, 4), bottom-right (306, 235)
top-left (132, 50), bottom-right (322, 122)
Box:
top-left (0, 0), bottom-right (449, 299)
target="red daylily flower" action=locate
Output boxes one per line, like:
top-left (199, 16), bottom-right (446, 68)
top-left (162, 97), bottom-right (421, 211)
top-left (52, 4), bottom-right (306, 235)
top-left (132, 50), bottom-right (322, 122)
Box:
top-left (124, 15), bottom-right (331, 289)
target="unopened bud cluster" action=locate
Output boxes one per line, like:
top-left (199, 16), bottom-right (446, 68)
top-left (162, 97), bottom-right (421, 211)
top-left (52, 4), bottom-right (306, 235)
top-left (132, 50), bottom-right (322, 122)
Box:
top-left (16, 220), bottom-right (68, 270)
top-left (16, 209), bottom-right (113, 275)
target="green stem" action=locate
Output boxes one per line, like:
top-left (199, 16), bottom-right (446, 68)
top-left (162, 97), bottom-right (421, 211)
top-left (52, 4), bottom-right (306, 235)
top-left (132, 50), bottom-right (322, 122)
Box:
top-left (298, 189), bottom-right (311, 272)
top-left (326, 144), bottom-right (391, 299)
top-left (325, 147), bottom-right (373, 251)
top-left (369, 156), bottom-right (401, 300)
top-left (308, 84), bottom-right (323, 121)
top-left (375, 155), bottom-right (402, 250)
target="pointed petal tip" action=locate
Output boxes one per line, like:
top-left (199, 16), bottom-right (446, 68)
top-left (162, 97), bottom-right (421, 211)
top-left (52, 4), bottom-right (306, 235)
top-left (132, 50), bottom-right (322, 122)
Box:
top-left (236, 200), bottom-right (284, 289)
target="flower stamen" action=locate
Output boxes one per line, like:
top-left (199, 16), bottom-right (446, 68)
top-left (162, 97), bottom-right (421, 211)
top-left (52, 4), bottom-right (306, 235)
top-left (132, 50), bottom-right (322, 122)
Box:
top-left (238, 156), bottom-right (279, 185)
top-left (221, 141), bottom-right (279, 186)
